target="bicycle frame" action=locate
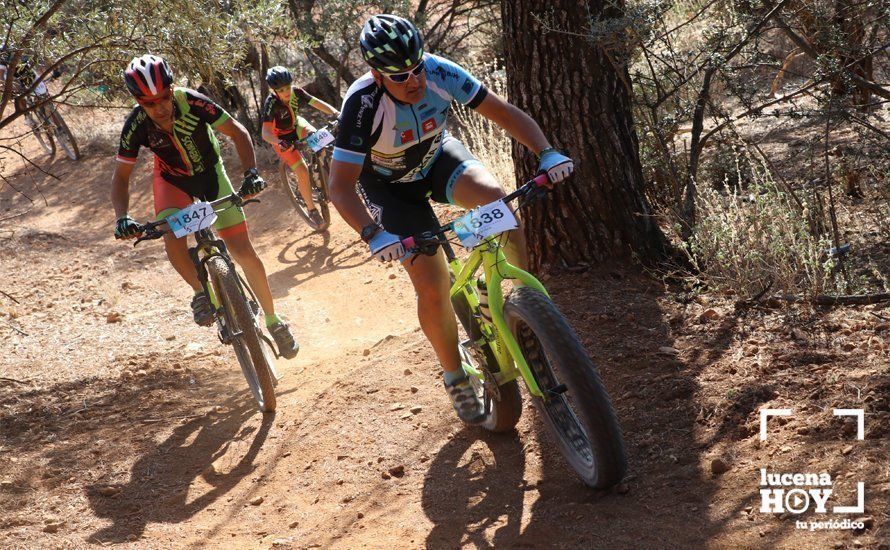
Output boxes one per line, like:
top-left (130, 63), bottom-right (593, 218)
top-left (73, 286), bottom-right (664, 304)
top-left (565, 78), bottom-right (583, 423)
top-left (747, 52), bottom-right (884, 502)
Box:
top-left (447, 235), bottom-right (550, 399)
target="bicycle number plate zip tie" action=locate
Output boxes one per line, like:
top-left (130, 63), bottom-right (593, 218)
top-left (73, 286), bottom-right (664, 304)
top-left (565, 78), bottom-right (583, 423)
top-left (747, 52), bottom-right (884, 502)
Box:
top-left (166, 201), bottom-right (217, 238)
top-left (306, 128), bottom-right (335, 152)
top-left (453, 199), bottom-right (518, 248)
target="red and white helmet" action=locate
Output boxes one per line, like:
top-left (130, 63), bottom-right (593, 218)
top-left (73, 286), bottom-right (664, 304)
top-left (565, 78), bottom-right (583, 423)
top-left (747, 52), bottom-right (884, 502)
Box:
top-left (124, 54), bottom-right (173, 99)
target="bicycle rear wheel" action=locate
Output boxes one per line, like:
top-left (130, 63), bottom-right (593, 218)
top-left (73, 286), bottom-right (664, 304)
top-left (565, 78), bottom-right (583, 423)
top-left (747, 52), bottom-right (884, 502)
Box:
top-left (279, 160), bottom-right (327, 232)
top-left (452, 281), bottom-right (522, 433)
top-left (207, 256), bottom-right (277, 412)
top-left (504, 286), bottom-right (627, 488)
top-left (48, 106), bottom-right (80, 160)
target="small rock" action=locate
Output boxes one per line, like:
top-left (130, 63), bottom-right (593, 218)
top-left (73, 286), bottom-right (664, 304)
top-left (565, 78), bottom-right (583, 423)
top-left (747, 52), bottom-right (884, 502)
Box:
top-left (390, 403), bottom-right (405, 411)
top-left (657, 346), bottom-right (680, 356)
top-left (127, 534), bottom-right (138, 541)
top-left (388, 465), bottom-right (405, 478)
top-left (711, 458), bottom-right (730, 475)
top-left (852, 540), bottom-right (863, 548)
top-left (98, 486), bottom-right (121, 497)
top-left (699, 308), bottom-right (719, 322)
top-left (43, 521), bottom-right (65, 533)
top-left (615, 482), bottom-right (629, 494)
top-left (400, 413), bottom-right (413, 419)
top-left (106, 312), bottom-right (122, 323)
top-left (854, 516), bottom-right (874, 530)
top-left (403, 368), bottom-right (412, 375)
top-left (410, 386), bottom-right (419, 393)
top-left (362, 349), bottom-right (371, 356)
top-left (165, 335), bottom-right (176, 341)
top-left (288, 521), bottom-right (299, 529)
top-left (250, 496), bottom-right (264, 506)
top-left (410, 406), bottom-right (422, 414)
top-left (842, 342), bottom-right (856, 351)
top-left (357, 512), bottom-right (364, 519)
top-left (796, 426), bottom-right (810, 435)
top-left (381, 471), bottom-right (391, 480)
top-left (0, 480), bottom-right (14, 489)
top-left (842, 445), bottom-right (854, 455)
top-left (791, 328), bottom-right (807, 341)
top-left (388, 273), bottom-right (397, 280)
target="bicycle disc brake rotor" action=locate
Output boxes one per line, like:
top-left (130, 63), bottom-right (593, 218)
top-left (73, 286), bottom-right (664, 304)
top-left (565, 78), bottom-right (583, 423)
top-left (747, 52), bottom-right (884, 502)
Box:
top-left (479, 365), bottom-right (501, 402)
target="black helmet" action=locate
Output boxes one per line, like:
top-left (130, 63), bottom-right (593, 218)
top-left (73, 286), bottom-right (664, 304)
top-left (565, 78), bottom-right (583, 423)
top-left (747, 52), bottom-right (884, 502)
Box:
top-left (265, 66), bottom-right (292, 89)
top-left (359, 14), bottom-right (424, 73)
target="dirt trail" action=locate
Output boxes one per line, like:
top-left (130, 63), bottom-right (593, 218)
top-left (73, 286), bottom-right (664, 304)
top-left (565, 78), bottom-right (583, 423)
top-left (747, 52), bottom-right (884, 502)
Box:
top-left (1, 116), bottom-right (887, 549)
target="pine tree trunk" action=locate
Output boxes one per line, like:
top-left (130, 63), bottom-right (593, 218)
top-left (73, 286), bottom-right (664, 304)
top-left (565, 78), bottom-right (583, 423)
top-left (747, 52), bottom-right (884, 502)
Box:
top-left (500, 0), bottom-right (667, 271)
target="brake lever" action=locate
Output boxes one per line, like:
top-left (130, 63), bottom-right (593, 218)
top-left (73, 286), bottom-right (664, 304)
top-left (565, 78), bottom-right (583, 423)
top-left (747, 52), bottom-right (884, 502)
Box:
top-left (241, 198), bottom-right (261, 206)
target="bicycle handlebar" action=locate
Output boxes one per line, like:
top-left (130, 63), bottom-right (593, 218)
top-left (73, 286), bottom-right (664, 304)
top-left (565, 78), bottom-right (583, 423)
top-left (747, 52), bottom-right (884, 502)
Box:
top-left (401, 172), bottom-right (552, 254)
top-left (132, 192), bottom-right (259, 246)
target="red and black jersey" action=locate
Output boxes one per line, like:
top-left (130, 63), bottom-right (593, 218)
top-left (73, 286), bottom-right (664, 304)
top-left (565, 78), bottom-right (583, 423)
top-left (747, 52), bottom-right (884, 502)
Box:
top-left (260, 86), bottom-right (313, 138)
top-left (116, 87), bottom-right (231, 190)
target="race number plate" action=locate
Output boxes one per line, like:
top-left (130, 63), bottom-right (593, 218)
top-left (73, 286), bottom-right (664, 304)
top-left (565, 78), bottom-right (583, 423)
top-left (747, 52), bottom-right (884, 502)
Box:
top-left (453, 199), bottom-right (518, 248)
top-left (165, 201), bottom-right (217, 238)
top-left (306, 128), bottom-right (335, 152)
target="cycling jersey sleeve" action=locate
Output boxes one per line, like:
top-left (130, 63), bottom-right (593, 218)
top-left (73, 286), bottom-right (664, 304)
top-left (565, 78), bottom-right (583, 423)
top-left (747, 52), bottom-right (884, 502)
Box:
top-left (332, 79), bottom-right (380, 166)
top-left (115, 107), bottom-right (147, 164)
top-left (183, 88), bottom-right (231, 128)
top-left (260, 94), bottom-right (277, 123)
top-left (429, 55), bottom-right (488, 109)
top-left (292, 87), bottom-right (312, 108)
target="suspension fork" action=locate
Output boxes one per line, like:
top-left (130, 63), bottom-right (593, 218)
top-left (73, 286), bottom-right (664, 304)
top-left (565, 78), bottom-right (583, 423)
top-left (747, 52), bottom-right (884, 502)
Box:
top-left (478, 241), bottom-right (549, 398)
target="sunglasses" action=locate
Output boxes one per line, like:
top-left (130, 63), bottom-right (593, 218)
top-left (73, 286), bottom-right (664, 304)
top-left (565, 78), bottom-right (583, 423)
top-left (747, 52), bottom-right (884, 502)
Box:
top-left (382, 60), bottom-right (425, 83)
top-left (138, 89), bottom-right (172, 106)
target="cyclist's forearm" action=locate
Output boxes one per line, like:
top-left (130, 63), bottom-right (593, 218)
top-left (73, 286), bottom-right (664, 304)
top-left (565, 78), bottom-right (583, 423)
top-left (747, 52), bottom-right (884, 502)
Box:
top-left (231, 123), bottom-right (257, 171)
top-left (475, 93), bottom-right (550, 154)
top-left (329, 180), bottom-right (373, 233)
top-left (110, 174), bottom-right (130, 218)
top-left (309, 98), bottom-right (339, 116)
top-left (260, 125), bottom-right (277, 145)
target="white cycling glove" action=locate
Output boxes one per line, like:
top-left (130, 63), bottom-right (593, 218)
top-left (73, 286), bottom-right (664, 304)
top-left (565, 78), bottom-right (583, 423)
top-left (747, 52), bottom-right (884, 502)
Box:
top-left (538, 147), bottom-right (574, 183)
top-left (369, 230), bottom-right (405, 262)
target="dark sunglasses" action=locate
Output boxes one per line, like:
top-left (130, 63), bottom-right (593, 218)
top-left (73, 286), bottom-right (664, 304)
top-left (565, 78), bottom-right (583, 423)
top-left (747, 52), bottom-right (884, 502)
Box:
top-left (383, 60), bottom-right (425, 83)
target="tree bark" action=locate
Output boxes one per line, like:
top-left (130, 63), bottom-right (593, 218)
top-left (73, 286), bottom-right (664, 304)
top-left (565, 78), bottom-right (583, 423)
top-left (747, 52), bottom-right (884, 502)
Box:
top-left (500, 0), bottom-right (668, 270)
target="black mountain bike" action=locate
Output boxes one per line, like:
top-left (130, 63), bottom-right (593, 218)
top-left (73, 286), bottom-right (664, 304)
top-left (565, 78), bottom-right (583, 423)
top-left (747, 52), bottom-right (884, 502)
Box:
top-left (133, 193), bottom-right (279, 412)
top-left (278, 121), bottom-right (338, 232)
top-left (23, 93), bottom-right (80, 160)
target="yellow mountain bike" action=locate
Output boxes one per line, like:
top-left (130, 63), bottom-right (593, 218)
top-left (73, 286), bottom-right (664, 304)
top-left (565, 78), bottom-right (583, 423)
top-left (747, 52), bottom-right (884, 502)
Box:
top-left (402, 174), bottom-right (627, 489)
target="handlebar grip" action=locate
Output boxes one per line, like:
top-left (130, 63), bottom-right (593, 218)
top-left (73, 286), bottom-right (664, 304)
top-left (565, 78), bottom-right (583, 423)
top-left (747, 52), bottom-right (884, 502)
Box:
top-left (402, 236), bottom-right (416, 249)
top-left (533, 173), bottom-right (551, 188)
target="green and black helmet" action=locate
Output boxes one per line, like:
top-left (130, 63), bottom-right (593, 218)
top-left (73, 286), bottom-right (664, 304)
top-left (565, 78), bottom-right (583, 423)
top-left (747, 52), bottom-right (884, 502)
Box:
top-left (359, 14), bottom-right (424, 74)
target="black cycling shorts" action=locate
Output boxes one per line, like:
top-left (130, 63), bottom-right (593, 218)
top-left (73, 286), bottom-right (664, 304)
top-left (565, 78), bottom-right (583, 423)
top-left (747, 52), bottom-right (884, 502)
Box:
top-left (358, 136), bottom-right (481, 237)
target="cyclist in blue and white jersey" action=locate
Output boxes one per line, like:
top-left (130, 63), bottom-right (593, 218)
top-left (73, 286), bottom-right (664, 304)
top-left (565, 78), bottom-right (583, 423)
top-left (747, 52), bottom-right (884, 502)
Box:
top-left (328, 14), bottom-right (574, 423)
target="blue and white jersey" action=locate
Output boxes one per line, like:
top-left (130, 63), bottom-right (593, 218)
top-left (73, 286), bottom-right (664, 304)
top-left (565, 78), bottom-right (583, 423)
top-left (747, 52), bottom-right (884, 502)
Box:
top-left (333, 54), bottom-right (488, 183)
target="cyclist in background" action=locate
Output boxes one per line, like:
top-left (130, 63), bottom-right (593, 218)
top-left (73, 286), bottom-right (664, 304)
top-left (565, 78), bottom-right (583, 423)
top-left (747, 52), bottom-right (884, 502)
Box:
top-left (0, 43), bottom-right (59, 114)
top-left (110, 54), bottom-right (299, 359)
top-left (260, 66), bottom-right (340, 230)
top-left (328, 15), bottom-right (573, 423)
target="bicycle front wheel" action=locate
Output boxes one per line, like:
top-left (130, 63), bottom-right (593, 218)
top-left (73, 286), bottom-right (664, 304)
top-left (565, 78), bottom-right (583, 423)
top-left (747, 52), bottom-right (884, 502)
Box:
top-left (27, 112), bottom-right (55, 156)
top-left (207, 256), bottom-right (277, 412)
top-left (48, 106), bottom-right (80, 160)
top-left (310, 156), bottom-right (331, 231)
top-left (504, 286), bottom-right (627, 488)
top-left (452, 284), bottom-right (522, 433)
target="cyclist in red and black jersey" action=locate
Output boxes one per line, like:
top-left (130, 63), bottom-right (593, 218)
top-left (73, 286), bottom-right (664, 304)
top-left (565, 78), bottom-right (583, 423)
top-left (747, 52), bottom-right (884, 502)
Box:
top-left (110, 54), bottom-right (299, 359)
top-left (260, 66), bottom-right (339, 229)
